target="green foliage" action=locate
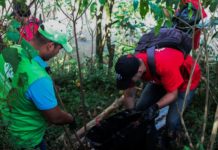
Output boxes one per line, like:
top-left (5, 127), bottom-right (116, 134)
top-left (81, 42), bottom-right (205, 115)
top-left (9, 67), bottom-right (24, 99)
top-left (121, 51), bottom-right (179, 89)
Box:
top-left (139, 0), bottom-right (149, 18)
top-left (0, 0), bottom-right (5, 7)
top-left (209, 0), bottom-right (218, 12)
top-left (5, 20), bottom-right (21, 43)
top-left (78, 0), bottom-right (89, 15)
top-left (154, 18), bottom-right (163, 33)
top-left (90, 2), bottom-right (97, 18)
top-left (133, 0), bottom-right (139, 11)
top-left (1, 47), bottom-right (20, 73)
top-left (188, 3), bottom-right (194, 20)
top-left (52, 58), bottom-right (119, 125)
top-left (99, 0), bottom-right (106, 5)
top-left (203, 0), bottom-right (211, 8)
top-left (149, 1), bottom-right (163, 20)
top-left (114, 2), bottom-right (142, 30)
top-left (166, 0), bottom-right (180, 9)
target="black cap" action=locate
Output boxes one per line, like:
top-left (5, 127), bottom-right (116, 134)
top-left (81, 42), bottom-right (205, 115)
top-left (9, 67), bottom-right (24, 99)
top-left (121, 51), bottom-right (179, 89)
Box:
top-left (13, 3), bottom-right (31, 17)
top-left (115, 54), bottom-right (140, 90)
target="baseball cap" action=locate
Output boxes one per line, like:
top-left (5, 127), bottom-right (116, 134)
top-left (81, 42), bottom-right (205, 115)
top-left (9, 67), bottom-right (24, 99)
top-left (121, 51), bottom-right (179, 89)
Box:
top-left (115, 54), bottom-right (140, 90)
top-left (38, 20), bottom-right (73, 53)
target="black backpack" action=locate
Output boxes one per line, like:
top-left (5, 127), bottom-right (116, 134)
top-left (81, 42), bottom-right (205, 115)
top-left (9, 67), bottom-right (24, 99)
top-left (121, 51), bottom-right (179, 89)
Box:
top-left (135, 27), bottom-right (192, 77)
top-left (135, 3), bottom-right (201, 77)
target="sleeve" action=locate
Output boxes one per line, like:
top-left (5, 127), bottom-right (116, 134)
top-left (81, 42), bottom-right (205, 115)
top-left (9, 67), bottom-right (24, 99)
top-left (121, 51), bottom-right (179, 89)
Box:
top-left (25, 77), bottom-right (58, 110)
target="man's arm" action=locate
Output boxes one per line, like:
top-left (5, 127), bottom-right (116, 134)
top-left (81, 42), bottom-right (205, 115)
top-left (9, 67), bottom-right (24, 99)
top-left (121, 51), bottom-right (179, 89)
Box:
top-left (41, 106), bottom-right (74, 125)
top-left (25, 77), bottom-right (75, 125)
top-left (123, 87), bottom-right (137, 109)
top-left (156, 89), bottom-right (178, 108)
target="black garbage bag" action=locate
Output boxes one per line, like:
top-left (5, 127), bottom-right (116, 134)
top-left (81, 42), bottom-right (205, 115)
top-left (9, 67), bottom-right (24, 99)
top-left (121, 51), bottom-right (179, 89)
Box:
top-left (85, 109), bottom-right (158, 150)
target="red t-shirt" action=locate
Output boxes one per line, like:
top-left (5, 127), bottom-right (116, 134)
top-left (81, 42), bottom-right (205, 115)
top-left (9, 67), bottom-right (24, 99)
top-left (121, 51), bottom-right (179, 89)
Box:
top-left (135, 48), bottom-right (201, 92)
top-left (19, 17), bottom-right (39, 41)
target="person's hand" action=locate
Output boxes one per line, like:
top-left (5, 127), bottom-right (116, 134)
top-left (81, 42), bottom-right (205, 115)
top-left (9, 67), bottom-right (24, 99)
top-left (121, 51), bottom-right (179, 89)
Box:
top-left (141, 104), bottom-right (159, 122)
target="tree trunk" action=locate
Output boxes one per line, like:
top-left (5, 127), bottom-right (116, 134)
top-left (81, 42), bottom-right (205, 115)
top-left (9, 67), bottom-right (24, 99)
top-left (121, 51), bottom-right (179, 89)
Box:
top-left (96, 5), bottom-right (104, 66)
top-left (106, 0), bottom-right (115, 71)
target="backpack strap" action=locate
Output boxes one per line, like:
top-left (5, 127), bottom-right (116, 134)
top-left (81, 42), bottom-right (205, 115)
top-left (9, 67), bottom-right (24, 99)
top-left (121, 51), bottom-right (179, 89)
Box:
top-left (147, 46), bottom-right (156, 77)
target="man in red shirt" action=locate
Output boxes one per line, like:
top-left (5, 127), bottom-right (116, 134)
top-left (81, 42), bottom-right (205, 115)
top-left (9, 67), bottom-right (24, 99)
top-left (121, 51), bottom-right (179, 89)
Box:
top-left (115, 48), bottom-right (201, 144)
top-left (174, 0), bottom-right (207, 49)
top-left (12, 2), bottom-right (40, 41)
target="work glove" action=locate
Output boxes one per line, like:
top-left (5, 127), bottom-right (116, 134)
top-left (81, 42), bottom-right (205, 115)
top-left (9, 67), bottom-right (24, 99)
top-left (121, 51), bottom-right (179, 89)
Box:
top-left (141, 104), bottom-right (159, 122)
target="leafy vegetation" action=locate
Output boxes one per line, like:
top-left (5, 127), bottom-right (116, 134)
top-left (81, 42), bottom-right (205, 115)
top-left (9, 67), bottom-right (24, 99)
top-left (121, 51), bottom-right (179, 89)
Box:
top-left (0, 0), bottom-right (218, 149)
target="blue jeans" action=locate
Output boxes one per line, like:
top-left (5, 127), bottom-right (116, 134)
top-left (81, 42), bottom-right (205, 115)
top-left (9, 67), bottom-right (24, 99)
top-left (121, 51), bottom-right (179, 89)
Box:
top-left (135, 82), bottom-right (196, 132)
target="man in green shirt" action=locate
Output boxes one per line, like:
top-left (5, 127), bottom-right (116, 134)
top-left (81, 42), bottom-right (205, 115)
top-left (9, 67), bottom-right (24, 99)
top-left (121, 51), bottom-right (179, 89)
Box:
top-left (0, 20), bottom-right (76, 149)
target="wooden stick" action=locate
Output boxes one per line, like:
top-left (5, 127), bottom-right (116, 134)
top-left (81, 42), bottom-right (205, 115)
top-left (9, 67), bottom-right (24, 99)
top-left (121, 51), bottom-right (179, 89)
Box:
top-left (57, 96), bottom-right (124, 142)
top-left (76, 95), bottom-right (124, 138)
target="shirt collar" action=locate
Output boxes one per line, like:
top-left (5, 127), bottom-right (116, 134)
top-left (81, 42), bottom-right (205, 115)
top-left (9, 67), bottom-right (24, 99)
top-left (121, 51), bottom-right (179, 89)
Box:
top-left (33, 56), bottom-right (48, 68)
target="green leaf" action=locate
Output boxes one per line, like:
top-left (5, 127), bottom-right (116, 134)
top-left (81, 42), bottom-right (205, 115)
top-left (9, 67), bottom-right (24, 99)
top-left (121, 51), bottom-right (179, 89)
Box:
top-left (5, 28), bottom-right (20, 43)
top-left (203, 0), bottom-right (211, 8)
top-left (212, 31), bottom-right (218, 39)
top-left (90, 2), bottom-right (97, 17)
top-left (0, 0), bottom-right (5, 7)
top-left (164, 19), bottom-right (173, 27)
top-left (10, 20), bottom-right (21, 29)
top-left (82, 0), bottom-right (88, 7)
top-left (166, 0), bottom-right (180, 9)
top-left (133, 0), bottom-right (139, 11)
top-left (5, 20), bottom-right (21, 43)
top-left (154, 18), bottom-right (163, 34)
top-left (187, 3), bottom-right (193, 20)
top-left (149, 2), bottom-right (163, 19)
top-left (209, 0), bottom-right (218, 12)
top-left (140, 0), bottom-right (149, 19)
top-left (2, 47), bottom-right (21, 73)
top-left (99, 0), bottom-right (106, 5)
